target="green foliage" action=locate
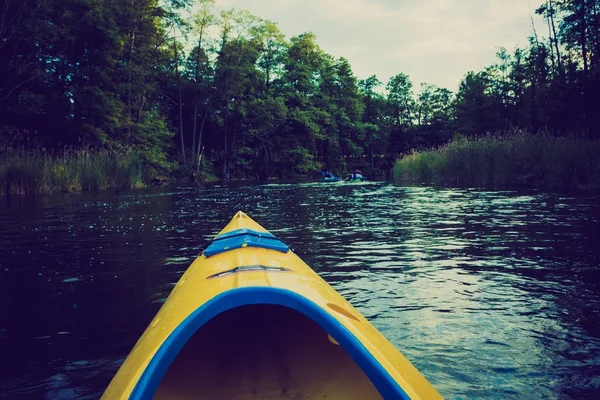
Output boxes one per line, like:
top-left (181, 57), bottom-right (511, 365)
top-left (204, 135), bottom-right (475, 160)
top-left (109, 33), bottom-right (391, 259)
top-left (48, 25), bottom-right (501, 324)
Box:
top-left (0, 0), bottom-right (178, 173)
top-left (132, 111), bottom-right (178, 177)
top-left (2, 0), bottom-right (600, 191)
top-left (0, 149), bottom-right (143, 196)
top-left (387, 73), bottom-right (414, 128)
top-left (284, 146), bottom-right (320, 174)
top-left (392, 133), bottom-right (600, 189)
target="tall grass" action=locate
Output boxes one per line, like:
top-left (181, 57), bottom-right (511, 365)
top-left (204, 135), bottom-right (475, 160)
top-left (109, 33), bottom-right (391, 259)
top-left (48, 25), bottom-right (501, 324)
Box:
top-left (1, 148), bottom-right (144, 196)
top-left (392, 133), bottom-right (600, 189)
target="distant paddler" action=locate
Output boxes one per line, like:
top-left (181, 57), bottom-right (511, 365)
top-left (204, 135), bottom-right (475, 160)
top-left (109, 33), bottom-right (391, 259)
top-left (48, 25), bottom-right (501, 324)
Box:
top-left (321, 170), bottom-right (341, 182)
top-left (322, 170), bottom-right (335, 179)
top-left (345, 170), bottom-right (364, 182)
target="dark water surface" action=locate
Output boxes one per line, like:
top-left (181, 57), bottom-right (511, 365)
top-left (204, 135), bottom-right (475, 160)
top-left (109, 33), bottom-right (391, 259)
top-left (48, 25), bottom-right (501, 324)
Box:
top-left (1, 182), bottom-right (600, 399)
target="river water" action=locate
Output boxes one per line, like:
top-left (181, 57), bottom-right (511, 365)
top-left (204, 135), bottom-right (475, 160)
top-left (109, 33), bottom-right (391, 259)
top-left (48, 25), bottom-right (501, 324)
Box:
top-left (1, 182), bottom-right (599, 399)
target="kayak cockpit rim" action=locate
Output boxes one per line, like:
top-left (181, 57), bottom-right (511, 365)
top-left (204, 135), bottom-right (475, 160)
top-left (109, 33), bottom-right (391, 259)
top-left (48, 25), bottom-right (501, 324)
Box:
top-left (129, 287), bottom-right (411, 400)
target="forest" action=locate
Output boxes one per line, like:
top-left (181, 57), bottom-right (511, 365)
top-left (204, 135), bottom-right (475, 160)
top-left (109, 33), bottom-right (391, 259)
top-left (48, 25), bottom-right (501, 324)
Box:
top-left (1, 0), bottom-right (600, 193)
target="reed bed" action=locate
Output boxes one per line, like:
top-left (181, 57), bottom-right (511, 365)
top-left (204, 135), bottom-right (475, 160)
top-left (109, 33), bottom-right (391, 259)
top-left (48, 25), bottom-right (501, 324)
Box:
top-left (1, 148), bottom-right (143, 196)
top-left (392, 133), bottom-right (600, 189)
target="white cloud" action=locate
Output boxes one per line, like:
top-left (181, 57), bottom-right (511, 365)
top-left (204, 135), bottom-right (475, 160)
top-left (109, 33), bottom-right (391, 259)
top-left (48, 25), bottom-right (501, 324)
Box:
top-left (212, 0), bottom-right (545, 92)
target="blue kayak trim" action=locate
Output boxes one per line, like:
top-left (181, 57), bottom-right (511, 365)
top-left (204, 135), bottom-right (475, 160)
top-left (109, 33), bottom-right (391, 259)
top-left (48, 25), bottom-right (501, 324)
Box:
top-left (204, 229), bottom-right (289, 257)
top-left (213, 228), bottom-right (276, 241)
top-left (129, 287), bottom-right (411, 400)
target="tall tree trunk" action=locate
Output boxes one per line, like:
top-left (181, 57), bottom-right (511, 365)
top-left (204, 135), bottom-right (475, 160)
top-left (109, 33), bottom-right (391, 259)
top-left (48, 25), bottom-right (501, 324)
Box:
top-left (127, 0), bottom-right (140, 141)
top-left (191, 28), bottom-right (205, 160)
top-left (547, 15), bottom-right (556, 72)
top-left (174, 32), bottom-right (185, 163)
top-left (581, 0), bottom-right (589, 74)
top-left (192, 95), bottom-right (198, 160)
top-left (591, 0), bottom-right (600, 68)
top-left (530, 10), bottom-right (540, 47)
top-left (265, 43), bottom-right (271, 88)
top-left (137, 76), bottom-right (148, 123)
top-left (549, 0), bottom-right (563, 73)
top-left (223, 101), bottom-right (229, 177)
top-left (196, 108), bottom-right (209, 170)
top-left (531, 82), bottom-right (538, 133)
top-left (127, 29), bottom-right (136, 140)
top-left (266, 62), bottom-right (271, 88)
top-left (529, 5), bottom-right (541, 133)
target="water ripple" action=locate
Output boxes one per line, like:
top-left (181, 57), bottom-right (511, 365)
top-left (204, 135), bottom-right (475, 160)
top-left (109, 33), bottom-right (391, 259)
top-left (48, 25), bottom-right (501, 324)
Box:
top-left (1, 183), bottom-right (599, 399)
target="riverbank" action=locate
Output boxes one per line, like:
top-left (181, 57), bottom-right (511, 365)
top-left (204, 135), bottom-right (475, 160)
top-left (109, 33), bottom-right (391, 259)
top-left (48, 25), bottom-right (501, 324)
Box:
top-left (1, 149), bottom-right (145, 196)
top-left (0, 148), bottom-right (331, 197)
top-left (392, 133), bottom-right (600, 190)
top-left (1, 147), bottom-right (386, 196)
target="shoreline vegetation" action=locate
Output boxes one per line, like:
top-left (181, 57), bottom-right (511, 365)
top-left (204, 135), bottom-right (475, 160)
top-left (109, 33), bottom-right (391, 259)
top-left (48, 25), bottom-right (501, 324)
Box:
top-left (0, 147), bottom-right (368, 196)
top-left (393, 133), bottom-right (600, 190)
top-left (0, 149), bottom-right (145, 196)
top-left (4, 131), bottom-right (600, 197)
top-left (2, 1), bottom-right (600, 196)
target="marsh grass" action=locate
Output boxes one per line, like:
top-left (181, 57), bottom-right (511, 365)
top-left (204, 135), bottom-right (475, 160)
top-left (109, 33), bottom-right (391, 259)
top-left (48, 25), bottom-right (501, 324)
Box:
top-left (1, 148), bottom-right (144, 196)
top-left (392, 133), bottom-right (600, 189)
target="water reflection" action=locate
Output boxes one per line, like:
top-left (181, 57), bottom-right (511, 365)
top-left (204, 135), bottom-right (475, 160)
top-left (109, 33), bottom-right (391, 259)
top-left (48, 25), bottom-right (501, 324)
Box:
top-left (0, 183), bottom-right (599, 399)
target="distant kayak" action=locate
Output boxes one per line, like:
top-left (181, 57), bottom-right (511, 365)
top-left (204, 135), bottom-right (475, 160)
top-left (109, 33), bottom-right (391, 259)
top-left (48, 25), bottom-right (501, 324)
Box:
top-left (344, 176), bottom-right (367, 183)
top-left (102, 211), bottom-right (442, 400)
top-left (321, 176), bottom-right (341, 182)
top-left (344, 172), bottom-right (366, 183)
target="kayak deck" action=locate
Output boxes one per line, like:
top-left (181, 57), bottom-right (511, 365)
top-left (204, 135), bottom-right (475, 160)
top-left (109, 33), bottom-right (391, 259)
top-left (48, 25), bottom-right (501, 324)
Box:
top-left (102, 212), bottom-right (443, 400)
top-left (155, 304), bottom-right (381, 400)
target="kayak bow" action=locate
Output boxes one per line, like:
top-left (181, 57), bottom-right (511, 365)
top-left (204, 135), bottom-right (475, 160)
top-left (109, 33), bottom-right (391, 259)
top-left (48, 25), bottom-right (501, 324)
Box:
top-left (102, 211), bottom-right (442, 400)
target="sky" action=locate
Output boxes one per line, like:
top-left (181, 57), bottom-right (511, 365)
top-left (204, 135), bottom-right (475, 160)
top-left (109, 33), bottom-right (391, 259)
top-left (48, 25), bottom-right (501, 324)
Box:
top-left (212, 0), bottom-right (546, 93)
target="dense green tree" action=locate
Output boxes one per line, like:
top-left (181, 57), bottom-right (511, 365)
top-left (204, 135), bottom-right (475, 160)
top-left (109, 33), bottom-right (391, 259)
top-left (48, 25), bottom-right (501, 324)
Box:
top-left (3, 0), bottom-right (600, 182)
top-left (333, 58), bottom-right (365, 168)
top-left (250, 20), bottom-right (288, 88)
top-left (0, 0), bottom-right (191, 173)
top-left (358, 76), bottom-right (385, 168)
top-left (278, 33), bottom-right (325, 174)
top-left (454, 72), bottom-right (501, 136)
top-left (186, 0), bottom-right (217, 169)
top-left (386, 73), bottom-right (414, 128)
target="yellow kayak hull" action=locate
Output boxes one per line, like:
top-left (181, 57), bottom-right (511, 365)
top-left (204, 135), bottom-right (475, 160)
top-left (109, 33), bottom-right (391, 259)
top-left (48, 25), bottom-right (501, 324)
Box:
top-left (102, 211), bottom-right (443, 400)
